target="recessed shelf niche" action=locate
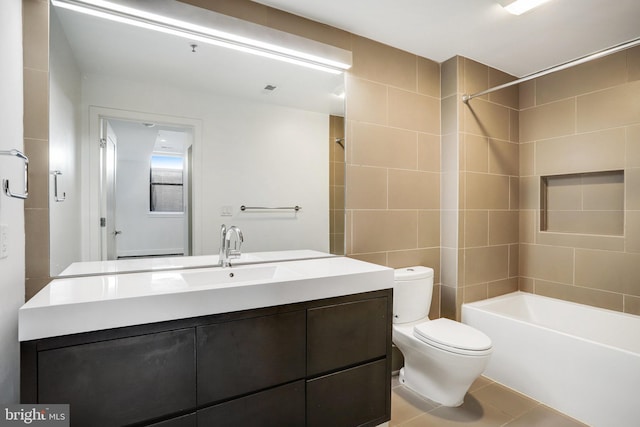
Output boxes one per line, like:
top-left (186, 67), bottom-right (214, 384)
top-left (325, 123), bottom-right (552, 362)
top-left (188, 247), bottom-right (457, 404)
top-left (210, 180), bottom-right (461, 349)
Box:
top-left (540, 170), bottom-right (624, 236)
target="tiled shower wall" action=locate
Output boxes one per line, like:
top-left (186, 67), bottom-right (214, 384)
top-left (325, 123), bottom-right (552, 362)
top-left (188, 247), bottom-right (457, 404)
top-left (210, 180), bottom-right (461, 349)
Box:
top-left (518, 47), bottom-right (640, 315)
top-left (440, 57), bottom-right (520, 319)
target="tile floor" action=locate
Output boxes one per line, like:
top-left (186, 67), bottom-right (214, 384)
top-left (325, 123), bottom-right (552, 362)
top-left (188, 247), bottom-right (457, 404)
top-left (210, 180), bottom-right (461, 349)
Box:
top-left (390, 375), bottom-right (589, 426)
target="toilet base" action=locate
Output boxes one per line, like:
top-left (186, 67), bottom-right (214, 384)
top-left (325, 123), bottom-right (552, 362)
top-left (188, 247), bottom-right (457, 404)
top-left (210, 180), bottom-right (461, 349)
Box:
top-left (398, 367), bottom-right (464, 407)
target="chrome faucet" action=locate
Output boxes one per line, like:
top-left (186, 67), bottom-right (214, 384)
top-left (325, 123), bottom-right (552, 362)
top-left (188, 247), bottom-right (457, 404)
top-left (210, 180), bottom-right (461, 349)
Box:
top-left (219, 224), bottom-right (243, 267)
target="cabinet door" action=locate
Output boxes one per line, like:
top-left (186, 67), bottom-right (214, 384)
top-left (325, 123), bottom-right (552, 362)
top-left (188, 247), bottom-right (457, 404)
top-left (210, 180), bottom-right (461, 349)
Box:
top-left (197, 310), bottom-right (305, 404)
top-left (197, 380), bottom-right (305, 427)
top-left (307, 359), bottom-right (388, 427)
top-left (307, 297), bottom-right (388, 375)
top-left (38, 329), bottom-right (196, 427)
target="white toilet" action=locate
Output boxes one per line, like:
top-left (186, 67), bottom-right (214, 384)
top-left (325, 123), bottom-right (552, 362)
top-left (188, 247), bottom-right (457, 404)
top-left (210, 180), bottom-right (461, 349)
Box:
top-left (392, 266), bottom-right (493, 407)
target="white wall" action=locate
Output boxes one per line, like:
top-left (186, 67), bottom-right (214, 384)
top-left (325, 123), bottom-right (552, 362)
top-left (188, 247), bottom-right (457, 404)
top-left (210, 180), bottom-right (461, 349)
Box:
top-left (82, 74), bottom-right (329, 257)
top-left (50, 10), bottom-right (82, 276)
top-left (0, 0), bottom-right (25, 403)
top-left (110, 120), bottom-right (185, 257)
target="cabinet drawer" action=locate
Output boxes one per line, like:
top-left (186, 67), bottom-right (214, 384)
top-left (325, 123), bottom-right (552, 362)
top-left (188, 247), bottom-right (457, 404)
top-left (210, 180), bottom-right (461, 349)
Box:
top-left (147, 413), bottom-right (196, 427)
top-left (38, 329), bottom-right (196, 427)
top-left (307, 359), bottom-right (388, 427)
top-left (307, 297), bottom-right (388, 375)
top-left (198, 380), bottom-right (305, 427)
top-left (197, 310), bottom-right (305, 404)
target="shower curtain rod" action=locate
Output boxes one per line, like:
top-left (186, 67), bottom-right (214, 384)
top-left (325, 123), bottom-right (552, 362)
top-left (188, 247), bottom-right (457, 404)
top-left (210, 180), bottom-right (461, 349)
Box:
top-left (462, 37), bottom-right (640, 103)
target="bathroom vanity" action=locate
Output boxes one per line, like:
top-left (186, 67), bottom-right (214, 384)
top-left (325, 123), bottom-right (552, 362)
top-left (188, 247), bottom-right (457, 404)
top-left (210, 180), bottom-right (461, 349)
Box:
top-left (20, 257), bottom-right (393, 427)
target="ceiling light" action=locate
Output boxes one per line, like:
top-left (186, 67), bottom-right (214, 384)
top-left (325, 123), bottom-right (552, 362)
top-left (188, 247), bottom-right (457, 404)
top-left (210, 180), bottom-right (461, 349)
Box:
top-left (51, 0), bottom-right (352, 74)
top-left (502, 0), bottom-right (552, 15)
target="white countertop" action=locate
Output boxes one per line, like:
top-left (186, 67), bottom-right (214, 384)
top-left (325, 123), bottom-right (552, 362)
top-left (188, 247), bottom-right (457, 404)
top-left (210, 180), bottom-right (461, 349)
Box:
top-left (57, 250), bottom-right (334, 277)
top-left (20, 256), bottom-right (393, 341)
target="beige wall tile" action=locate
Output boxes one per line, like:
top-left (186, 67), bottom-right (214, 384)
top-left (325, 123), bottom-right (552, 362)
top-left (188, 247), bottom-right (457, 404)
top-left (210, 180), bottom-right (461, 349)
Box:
top-left (464, 245), bottom-right (509, 285)
top-left (418, 210), bottom-right (440, 248)
top-left (545, 174), bottom-right (582, 210)
top-left (510, 177), bottom-right (520, 210)
top-left (535, 128), bottom-right (626, 175)
top-left (464, 210), bottom-right (488, 247)
top-left (546, 211), bottom-right (623, 235)
top-left (519, 80), bottom-right (535, 110)
top-left (519, 277), bottom-right (534, 293)
top-left (583, 171), bottom-right (625, 210)
top-left (388, 88), bottom-right (440, 133)
top-left (25, 207), bottom-right (49, 279)
top-left (488, 278), bottom-right (519, 298)
top-left (519, 176), bottom-right (539, 210)
top-left (509, 244), bottom-right (519, 277)
top-left (509, 109), bottom-right (519, 143)
top-left (519, 208), bottom-right (537, 244)
top-left (345, 75), bottom-right (387, 125)
top-left (519, 244), bottom-right (574, 284)
top-left (387, 248), bottom-right (440, 282)
top-left (536, 52), bottom-right (627, 104)
top-left (519, 142), bottom-right (534, 177)
top-left (629, 46), bottom-right (640, 81)
top-left (351, 122), bottom-right (417, 169)
top-left (25, 277), bottom-right (51, 301)
top-left (266, 7), bottom-right (351, 50)
top-left (418, 57), bottom-right (440, 98)
top-left (626, 168), bottom-right (640, 210)
top-left (462, 58), bottom-right (488, 100)
top-left (489, 139), bottom-right (518, 176)
top-left (351, 36), bottom-right (416, 91)
top-left (575, 249), bottom-right (640, 296)
top-left (429, 284), bottom-right (441, 319)
top-left (352, 210), bottom-right (417, 253)
top-left (348, 252), bottom-right (387, 266)
top-left (24, 138), bottom-right (48, 210)
top-left (417, 133), bottom-right (440, 172)
top-left (346, 166), bottom-right (387, 209)
top-left (23, 68), bottom-right (49, 141)
top-left (577, 80), bottom-right (640, 132)
top-left (463, 283), bottom-right (488, 303)
top-left (624, 294), bottom-right (640, 316)
top-left (388, 170), bottom-right (439, 209)
top-left (488, 68), bottom-right (519, 109)
top-left (520, 98), bottom-right (575, 142)
top-left (180, 0), bottom-right (268, 25)
top-left (628, 125), bottom-right (640, 168)
top-left (627, 211), bottom-right (640, 253)
top-left (463, 134), bottom-right (488, 173)
top-left (441, 95), bottom-right (458, 136)
top-left (463, 100), bottom-right (510, 141)
top-left (534, 280), bottom-right (623, 312)
top-left (22, 0), bottom-right (49, 71)
top-left (489, 211), bottom-right (519, 245)
top-left (466, 173), bottom-right (510, 209)
top-left (537, 232), bottom-right (624, 251)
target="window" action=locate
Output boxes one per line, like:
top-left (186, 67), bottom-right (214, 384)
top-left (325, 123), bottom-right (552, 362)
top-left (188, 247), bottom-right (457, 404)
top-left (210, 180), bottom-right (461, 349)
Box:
top-left (150, 155), bottom-right (184, 213)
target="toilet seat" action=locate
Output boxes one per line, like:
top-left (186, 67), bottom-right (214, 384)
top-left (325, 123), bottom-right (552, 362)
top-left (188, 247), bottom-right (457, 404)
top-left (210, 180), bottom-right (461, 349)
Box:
top-left (413, 318), bottom-right (492, 356)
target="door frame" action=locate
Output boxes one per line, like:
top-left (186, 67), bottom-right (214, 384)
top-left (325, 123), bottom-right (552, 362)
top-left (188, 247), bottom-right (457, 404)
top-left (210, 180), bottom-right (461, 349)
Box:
top-left (86, 107), bottom-right (203, 262)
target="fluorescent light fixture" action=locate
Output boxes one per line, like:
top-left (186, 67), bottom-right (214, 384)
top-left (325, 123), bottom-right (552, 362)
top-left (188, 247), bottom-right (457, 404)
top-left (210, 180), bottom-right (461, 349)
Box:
top-left (50, 0), bottom-right (352, 74)
top-left (502, 0), bottom-right (552, 15)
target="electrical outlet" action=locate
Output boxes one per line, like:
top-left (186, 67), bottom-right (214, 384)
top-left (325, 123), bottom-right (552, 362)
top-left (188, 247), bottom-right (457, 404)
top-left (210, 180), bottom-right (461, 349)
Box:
top-left (0, 224), bottom-right (8, 259)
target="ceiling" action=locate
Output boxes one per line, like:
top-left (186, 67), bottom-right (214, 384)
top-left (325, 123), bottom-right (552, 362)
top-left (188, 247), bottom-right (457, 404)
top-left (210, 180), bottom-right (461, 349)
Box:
top-left (253, 0), bottom-right (640, 77)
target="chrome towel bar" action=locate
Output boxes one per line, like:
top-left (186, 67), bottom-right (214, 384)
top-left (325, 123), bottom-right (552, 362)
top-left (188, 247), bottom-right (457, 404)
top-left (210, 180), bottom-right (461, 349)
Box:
top-left (0, 149), bottom-right (29, 200)
top-left (241, 205), bottom-right (301, 212)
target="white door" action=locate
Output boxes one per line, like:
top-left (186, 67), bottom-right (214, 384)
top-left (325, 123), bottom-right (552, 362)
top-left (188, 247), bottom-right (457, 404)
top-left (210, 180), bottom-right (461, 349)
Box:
top-left (100, 119), bottom-right (119, 260)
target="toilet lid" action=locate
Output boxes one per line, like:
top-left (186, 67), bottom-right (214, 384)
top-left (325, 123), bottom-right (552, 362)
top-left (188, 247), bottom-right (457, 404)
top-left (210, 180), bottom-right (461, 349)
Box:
top-left (413, 318), bottom-right (492, 354)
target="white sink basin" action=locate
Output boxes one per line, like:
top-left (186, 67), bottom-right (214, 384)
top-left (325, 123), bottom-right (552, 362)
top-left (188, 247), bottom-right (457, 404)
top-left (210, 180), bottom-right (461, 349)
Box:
top-left (178, 264), bottom-right (300, 288)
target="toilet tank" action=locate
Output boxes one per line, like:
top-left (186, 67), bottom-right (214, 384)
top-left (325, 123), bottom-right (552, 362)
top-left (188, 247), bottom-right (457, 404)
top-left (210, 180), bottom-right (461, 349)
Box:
top-left (393, 266), bottom-right (434, 324)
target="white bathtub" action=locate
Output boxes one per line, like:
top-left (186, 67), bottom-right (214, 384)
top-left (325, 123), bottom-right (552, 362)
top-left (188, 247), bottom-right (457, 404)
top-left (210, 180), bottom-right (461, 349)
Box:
top-left (462, 291), bottom-right (640, 427)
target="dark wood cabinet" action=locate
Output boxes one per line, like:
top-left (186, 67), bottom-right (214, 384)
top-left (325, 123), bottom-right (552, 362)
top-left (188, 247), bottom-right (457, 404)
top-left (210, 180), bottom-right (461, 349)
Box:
top-left (197, 380), bottom-right (305, 427)
top-left (22, 289), bottom-right (392, 427)
top-left (38, 329), bottom-right (196, 427)
top-left (197, 310), bottom-right (306, 404)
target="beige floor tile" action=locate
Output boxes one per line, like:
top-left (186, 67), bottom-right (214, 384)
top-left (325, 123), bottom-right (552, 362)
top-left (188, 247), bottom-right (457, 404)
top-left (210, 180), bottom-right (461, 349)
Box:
top-left (402, 395), bottom-right (513, 426)
top-left (504, 405), bottom-right (590, 427)
top-left (391, 386), bottom-right (438, 426)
